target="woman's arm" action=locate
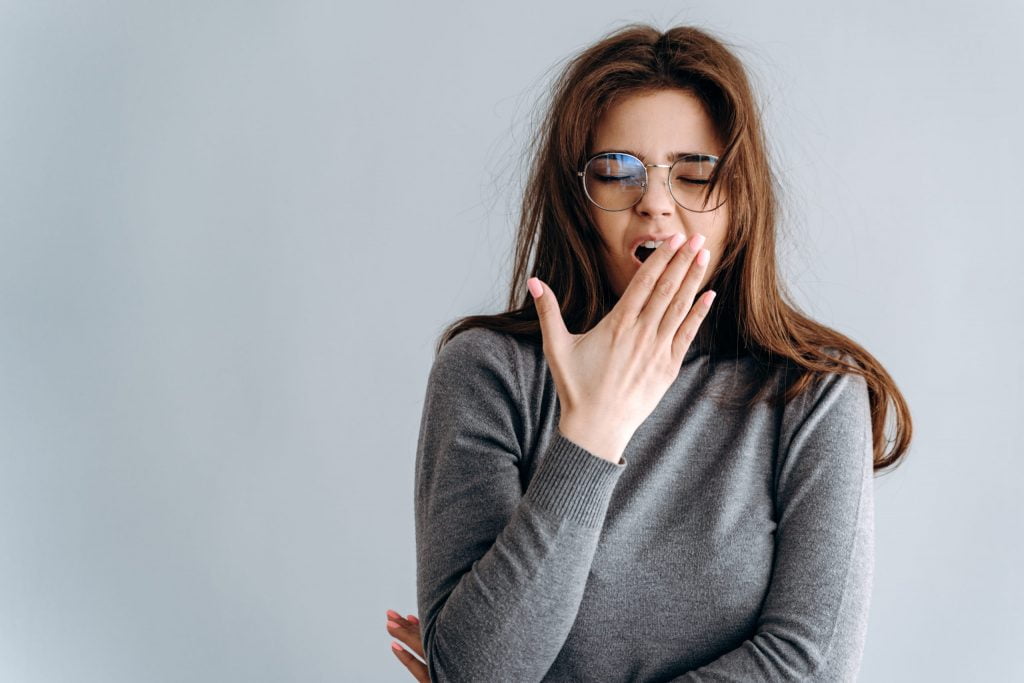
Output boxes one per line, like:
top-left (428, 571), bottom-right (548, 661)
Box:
top-left (414, 328), bottom-right (627, 683)
top-left (668, 369), bottom-right (875, 682)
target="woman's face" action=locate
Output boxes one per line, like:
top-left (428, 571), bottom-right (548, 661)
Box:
top-left (586, 88), bottom-right (729, 298)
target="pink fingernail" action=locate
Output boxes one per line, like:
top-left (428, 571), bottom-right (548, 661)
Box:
top-left (669, 233), bottom-right (684, 249)
top-left (391, 641), bottom-right (403, 652)
top-left (387, 620), bottom-right (399, 629)
top-left (697, 249), bottom-right (709, 265)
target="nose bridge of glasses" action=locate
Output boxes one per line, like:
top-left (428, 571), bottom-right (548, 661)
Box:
top-left (642, 163), bottom-right (675, 191)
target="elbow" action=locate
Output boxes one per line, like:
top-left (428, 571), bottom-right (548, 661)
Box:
top-left (751, 630), bottom-right (829, 680)
top-left (754, 628), bottom-right (867, 682)
top-left (421, 620), bottom-right (534, 683)
top-left (420, 621), bottom-right (470, 683)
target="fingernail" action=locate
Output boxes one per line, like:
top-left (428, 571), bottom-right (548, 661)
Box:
top-left (391, 641), bottom-right (403, 652)
top-left (386, 609), bottom-right (400, 619)
top-left (407, 614), bottom-right (419, 624)
top-left (669, 233), bottom-right (684, 249)
top-left (387, 620), bottom-right (399, 629)
top-left (689, 234), bottom-right (706, 252)
top-left (527, 278), bottom-right (542, 298)
top-left (697, 249), bottom-right (709, 266)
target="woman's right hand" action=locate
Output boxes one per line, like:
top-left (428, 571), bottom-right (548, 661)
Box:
top-left (526, 232), bottom-right (714, 463)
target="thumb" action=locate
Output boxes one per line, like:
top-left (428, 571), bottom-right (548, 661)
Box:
top-left (527, 277), bottom-right (570, 349)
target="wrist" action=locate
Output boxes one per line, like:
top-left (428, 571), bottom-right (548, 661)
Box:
top-left (557, 415), bottom-right (631, 464)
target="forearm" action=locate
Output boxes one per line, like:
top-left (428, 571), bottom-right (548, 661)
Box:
top-left (417, 431), bottom-right (626, 683)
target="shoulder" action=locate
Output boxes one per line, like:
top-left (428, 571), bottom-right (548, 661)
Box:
top-left (781, 348), bottom-right (871, 449)
top-left (813, 348), bottom-right (870, 411)
top-left (436, 327), bottom-right (516, 369)
top-left (429, 327), bottom-right (521, 397)
top-left (805, 369), bottom-right (870, 426)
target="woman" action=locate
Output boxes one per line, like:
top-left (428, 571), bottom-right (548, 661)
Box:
top-left (386, 22), bottom-right (912, 682)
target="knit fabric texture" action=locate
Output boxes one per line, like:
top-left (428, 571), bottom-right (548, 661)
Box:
top-left (414, 327), bottom-right (874, 682)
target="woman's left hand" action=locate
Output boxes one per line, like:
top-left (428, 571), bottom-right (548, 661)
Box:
top-left (386, 608), bottom-right (428, 682)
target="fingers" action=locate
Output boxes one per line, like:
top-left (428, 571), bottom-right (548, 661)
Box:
top-left (385, 609), bottom-right (425, 659)
top-left (669, 288), bottom-right (716, 362)
top-left (652, 234), bottom-right (710, 337)
top-left (390, 641), bottom-right (430, 683)
top-left (385, 608), bottom-right (429, 683)
top-left (527, 277), bottom-right (570, 351)
top-left (386, 610), bottom-right (429, 682)
top-left (639, 233), bottom-right (707, 333)
top-left (614, 232), bottom-right (687, 325)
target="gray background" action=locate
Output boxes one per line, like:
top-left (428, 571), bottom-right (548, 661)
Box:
top-left (1, 1), bottom-right (1021, 681)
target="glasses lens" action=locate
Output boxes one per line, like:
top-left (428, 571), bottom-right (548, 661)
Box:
top-left (583, 153), bottom-right (645, 211)
top-left (670, 155), bottom-right (726, 212)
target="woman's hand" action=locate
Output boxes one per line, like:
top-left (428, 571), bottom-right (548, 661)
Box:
top-left (386, 608), bottom-right (428, 682)
top-left (526, 232), bottom-right (714, 463)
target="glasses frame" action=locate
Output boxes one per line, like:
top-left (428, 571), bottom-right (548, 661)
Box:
top-left (576, 151), bottom-right (725, 213)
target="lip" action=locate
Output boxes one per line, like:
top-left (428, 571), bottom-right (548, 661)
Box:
top-left (629, 233), bottom-right (680, 266)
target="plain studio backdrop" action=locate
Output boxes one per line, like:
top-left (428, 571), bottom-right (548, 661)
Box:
top-left (1, 1), bottom-right (1021, 681)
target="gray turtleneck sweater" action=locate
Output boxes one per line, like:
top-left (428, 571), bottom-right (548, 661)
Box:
top-left (413, 326), bottom-right (874, 682)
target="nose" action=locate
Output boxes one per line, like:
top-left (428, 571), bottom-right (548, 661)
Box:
top-left (635, 165), bottom-right (676, 216)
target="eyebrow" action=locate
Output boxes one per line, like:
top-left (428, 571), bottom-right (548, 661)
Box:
top-left (591, 148), bottom-right (717, 162)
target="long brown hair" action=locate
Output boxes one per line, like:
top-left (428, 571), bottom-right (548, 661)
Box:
top-left (434, 23), bottom-right (911, 474)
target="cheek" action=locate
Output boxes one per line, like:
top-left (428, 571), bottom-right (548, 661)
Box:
top-left (703, 215), bottom-right (729, 259)
top-left (589, 211), bottom-right (616, 239)
top-left (691, 224), bottom-right (727, 278)
top-left (592, 219), bottom-right (630, 257)
top-left (707, 235), bottom-right (727, 260)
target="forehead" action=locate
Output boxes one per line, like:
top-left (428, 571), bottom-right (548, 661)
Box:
top-left (590, 88), bottom-right (721, 160)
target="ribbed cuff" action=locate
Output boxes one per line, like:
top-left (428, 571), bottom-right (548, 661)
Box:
top-left (523, 430), bottom-right (627, 528)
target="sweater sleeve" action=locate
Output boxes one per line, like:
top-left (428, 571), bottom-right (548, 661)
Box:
top-left (413, 328), bottom-right (627, 683)
top-left (669, 369), bottom-right (876, 682)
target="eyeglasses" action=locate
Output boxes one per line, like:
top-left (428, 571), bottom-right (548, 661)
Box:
top-left (577, 151), bottom-right (726, 213)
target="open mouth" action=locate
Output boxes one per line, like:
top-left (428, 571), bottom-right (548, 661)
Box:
top-left (634, 245), bottom-right (656, 264)
top-left (633, 239), bottom-right (666, 265)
